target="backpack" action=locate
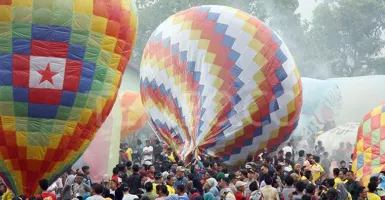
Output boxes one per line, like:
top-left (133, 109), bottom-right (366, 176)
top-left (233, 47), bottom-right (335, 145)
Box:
top-left (249, 191), bottom-right (263, 200)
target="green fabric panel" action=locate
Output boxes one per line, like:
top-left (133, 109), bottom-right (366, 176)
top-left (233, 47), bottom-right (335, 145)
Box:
top-left (94, 65), bottom-right (108, 83)
top-left (28, 132), bottom-right (49, 146)
top-left (363, 119), bottom-right (371, 135)
top-left (52, 9), bottom-right (73, 27)
top-left (56, 106), bottom-right (72, 121)
top-left (372, 157), bottom-right (380, 167)
top-left (15, 118), bottom-right (28, 132)
top-left (0, 102), bottom-right (15, 116)
top-left (371, 128), bottom-right (381, 145)
top-left (0, 38), bottom-right (12, 54)
top-left (0, 86), bottom-right (13, 101)
top-left (13, 102), bottom-right (27, 117)
top-left (33, 0), bottom-right (54, 9)
top-left (32, 8), bottom-right (53, 25)
top-left (70, 29), bottom-right (89, 46)
top-left (72, 13), bottom-right (91, 30)
top-left (68, 107), bottom-right (82, 121)
top-left (84, 47), bottom-right (100, 63)
top-left (52, 120), bottom-right (66, 134)
top-left (74, 93), bottom-right (88, 108)
top-left (85, 95), bottom-right (98, 110)
top-left (87, 31), bottom-right (104, 48)
top-left (54, 0), bottom-right (73, 11)
top-left (97, 50), bottom-right (112, 66)
top-left (12, 22), bottom-right (32, 39)
top-left (0, 22), bottom-right (11, 38)
top-left (101, 83), bottom-right (112, 98)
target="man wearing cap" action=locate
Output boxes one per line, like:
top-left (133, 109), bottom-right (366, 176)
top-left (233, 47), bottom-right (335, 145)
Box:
top-left (153, 173), bottom-right (164, 195)
top-left (235, 181), bottom-right (247, 200)
top-left (229, 173), bottom-right (239, 194)
top-left (174, 166), bottom-right (188, 189)
top-left (220, 177), bottom-right (234, 198)
top-left (121, 183), bottom-right (139, 200)
top-left (245, 168), bottom-right (258, 196)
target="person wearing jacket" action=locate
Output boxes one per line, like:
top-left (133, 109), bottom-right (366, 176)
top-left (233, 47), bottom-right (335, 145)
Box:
top-left (126, 164), bottom-right (142, 195)
top-left (0, 183), bottom-right (13, 200)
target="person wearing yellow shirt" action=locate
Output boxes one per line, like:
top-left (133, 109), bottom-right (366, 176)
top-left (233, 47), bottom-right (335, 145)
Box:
top-left (0, 183), bottom-right (13, 200)
top-left (126, 147), bottom-right (133, 161)
top-left (368, 182), bottom-right (381, 200)
top-left (152, 173), bottom-right (164, 195)
top-left (301, 170), bottom-right (313, 185)
top-left (166, 175), bottom-right (175, 195)
top-left (310, 156), bottom-right (324, 183)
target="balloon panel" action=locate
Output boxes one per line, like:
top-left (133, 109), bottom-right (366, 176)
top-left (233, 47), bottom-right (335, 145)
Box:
top-left (352, 103), bottom-right (385, 187)
top-left (140, 5), bottom-right (302, 164)
top-left (0, 0), bottom-right (137, 196)
top-left (120, 91), bottom-right (148, 138)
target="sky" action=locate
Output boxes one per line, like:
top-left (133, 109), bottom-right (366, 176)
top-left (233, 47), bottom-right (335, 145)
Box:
top-left (297, 0), bottom-right (319, 21)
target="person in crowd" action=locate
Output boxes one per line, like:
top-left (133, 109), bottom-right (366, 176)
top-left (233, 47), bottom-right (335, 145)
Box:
top-left (283, 141), bottom-right (293, 158)
top-left (146, 165), bottom-right (156, 181)
top-left (246, 181), bottom-right (262, 200)
top-left (126, 161), bottom-right (133, 177)
top-left (305, 184), bottom-right (317, 200)
top-left (346, 171), bottom-right (362, 200)
top-left (127, 164), bottom-right (142, 195)
top-left (176, 185), bottom-right (189, 200)
top-left (153, 140), bottom-right (163, 162)
top-left (220, 177), bottom-right (234, 196)
top-left (301, 170), bottom-right (312, 185)
top-left (259, 176), bottom-right (279, 200)
top-left (276, 150), bottom-right (285, 166)
top-left (310, 156), bottom-right (324, 183)
top-left (143, 140), bottom-right (154, 164)
top-left (110, 180), bottom-right (118, 196)
top-left (155, 185), bottom-right (169, 200)
top-left (102, 174), bottom-right (110, 188)
top-left (367, 182), bottom-right (380, 200)
top-left (332, 168), bottom-right (341, 188)
top-left (174, 167), bottom-right (188, 189)
top-left (36, 179), bottom-right (57, 200)
top-left (121, 183), bottom-right (139, 200)
top-left (112, 167), bottom-right (120, 183)
top-left (296, 151), bottom-right (305, 167)
top-left (0, 183), bottom-right (13, 200)
top-left (357, 186), bottom-right (368, 200)
top-left (143, 182), bottom-right (157, 200)
top-left (229, 174), bottom-right (240, 194)
top-left (259, 165), bottom-right (270, 184)
top-left (289, 181), bottom-right (306, 200)
top-left (166, 175), bottom-right (175, 195)
top-left (282, 176), bottom-right (296, 200)
top-left (244, 168), bottom-right (258, 196)
top-left (87, 183), bottom-right (104, 200)
top-left (336, 182), bottom-right (352, 200)
top-left (71, 174), bottom-right (91, 198)
top-left (245, 155), bottom-right (257, 170)
top-left (204, 178), bottom-right (219, 198)
top-left (235, 181), bottom-right (247, 200)
top-left (304, 154), bottom-right (312, 170)
top-left (82, 166), bottom-right (92, 186)
top-left (321, 152), bottom-right (331, 178)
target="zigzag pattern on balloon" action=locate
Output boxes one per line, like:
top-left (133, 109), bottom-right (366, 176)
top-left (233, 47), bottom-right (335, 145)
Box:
top-left (0, 0), bottom-right (137, 196)
top-left (353, 103), bottom-right (385, 187)
top-left (140, 5), bottom-right (302, 164)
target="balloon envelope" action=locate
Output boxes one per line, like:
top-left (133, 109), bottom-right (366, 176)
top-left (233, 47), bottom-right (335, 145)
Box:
top-left (120, 91), bottom-right (148, 138)
top-left (140, 5), bottom-right (302, 164)
top-left (352, 103), bottom-right (385, 187)
top-left (0, 0), bottom-right (137, 195)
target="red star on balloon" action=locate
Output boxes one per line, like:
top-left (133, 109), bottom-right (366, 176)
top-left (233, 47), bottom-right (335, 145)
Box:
top-left (38, 63), bottom-right (57, 85)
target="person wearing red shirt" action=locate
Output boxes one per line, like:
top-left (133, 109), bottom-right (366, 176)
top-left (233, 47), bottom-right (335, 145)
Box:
top-left (235, 181), bottom-right (246, 200)
top-left (36, 179), bottom-right (57, 200)
top-left (111, 167), bottom-right (120, 183)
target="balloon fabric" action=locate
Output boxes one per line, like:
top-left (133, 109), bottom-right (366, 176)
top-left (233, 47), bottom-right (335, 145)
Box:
top-left (140, 5), bottom-right (302, 164)
top-left (0, 0), bottom-right (137, 196)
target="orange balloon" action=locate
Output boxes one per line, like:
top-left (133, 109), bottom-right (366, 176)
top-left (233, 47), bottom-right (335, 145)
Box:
top-left (120, 91), bottom-right (148, 138)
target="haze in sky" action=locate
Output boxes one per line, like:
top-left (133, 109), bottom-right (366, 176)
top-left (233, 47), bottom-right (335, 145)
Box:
top-left (297, 0), bottom-right (319, 20)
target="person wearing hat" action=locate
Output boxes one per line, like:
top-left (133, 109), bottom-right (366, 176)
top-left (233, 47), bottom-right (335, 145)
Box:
top-left (235, 181), bottom-right (247, 200)
top-left (153, 173), bottom-right (164, 195)
top-left (174, 167), bottom-right (188, 189)
top-left (229, 173), bottom-right (240, 194)
top-left (244, 168), bottom-right (258, 196)
top-left (121, 182), bottom-right (139, 200)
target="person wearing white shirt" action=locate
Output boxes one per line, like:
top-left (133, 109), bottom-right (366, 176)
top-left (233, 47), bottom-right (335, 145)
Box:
top-left (282, 142), bottom-right (293, 157)
top-left (121, 183), bottom-right (139, 200)
top-left (142, 140), bottom-right (154, 163)
top-left (87, 183), bottom-right (105, 200)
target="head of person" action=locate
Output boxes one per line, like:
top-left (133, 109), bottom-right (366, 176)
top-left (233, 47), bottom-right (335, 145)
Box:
top-left (120, 183), bottom-right (129, 194)
top-left (346, 171), bottom-right (355, 182)
top-left (370, 176), bottom-right (380, 186)
top-left (159, 185), bottom-right (169, 196)
top-left (306, 184), bottom-right (316, 195)
top-left (339, 169), bottom-right (347, 180)
top-left (146, 140), bottom-right (151, 147)
top-left (304, 170), bottom-right (312, 181)
top-left (144, 181), bottom-right (153, 193)
top-left (210, 162), bottom-right (218, 171)
top-left (308, 155), bottom-right (315, 164)
top-left (203, 161), bottom-right (210, 169)
top-left (314, 156), bottom-right (320, 164)
top-left (239, 169), bottom-right (248, 180)
top-left (176, 184), bottom-right (185, 195)
top-left (155, 173), bottom-right (163, 183)
top-left (247, 168), bottom-right (255, 179)
top-left (368, 181), bottom-right (377, 193)
top-left (318, 140), bottom-right (323, 147)
top-left (117, 164), bottom-right (125, 172)
top-left (38, 179), bottom-right (49, 191)
top-left (133, 164), bottom-right (140, 173)
top-left (262, 165), bottom-right (269, 175)
top-left (306, 154), bottom-right (312, 160)
top-left (285, 175), bottom-right (295, 187)
top-left (246, 155), bottom-right (254, 162)
top-left (176, 166), bottom-right (185, 178)
top-left (167, 175), bottom-right (175, 186)
top-left (0, 183), bottom-right (6, 193)
top-left (326, 188), bottom-right (338, 200)
top-left (323, 152), bottom-right (329, 158)
top-left (126, 161), bottom-right (132, 169)
top-left (110, 180), bottom-right (118, 190)
top-left (235, 181), bottom-right (246, 192)
top-left (75, 174), bottom-right (84, 184)
top-left (155, 139), bottom-right (160, 145)
top-left (148, 165), bottom-right (155, 173)
top-left (220, 177), bottom-right (230, 188)
top-left (137, 140), bottom-right (142, 146)
top-left (112, 167), bottom-right (119, 176)
top-left (299, 150), bottom-right (305, 158)
top-left (340, 161), bottom-right (346, 168)
top-left (285, 152), bottom-right (292, 159)
top-left (249, 181), bottom-right (259, 192)
top-left (82, 166), bottom-right (90, 175)
top-left (264, 176), bottom-right (273, 186)
top-left (229, 173), bottom-right (239, 184)
top-left (265, 157), bottom-right (272, 164)
top-left (91, 183), bottom-right (104, 195)
top-left (295, 181), bottom-right (306, 193)
top-left (358, 186), bottom-right (368, 199)
top-left (279, 150), bottom-right (284, 157)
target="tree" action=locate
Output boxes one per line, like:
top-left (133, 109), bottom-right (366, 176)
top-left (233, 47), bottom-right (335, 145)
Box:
top-left (309, 0), bottom-right (385, 77)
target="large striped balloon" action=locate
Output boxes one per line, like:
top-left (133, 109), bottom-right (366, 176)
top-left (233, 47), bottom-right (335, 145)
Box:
top-left (140, 5), bottom-right (302, 164)
top-left (353, 103), bottom-right (385, 187)
top-left (120, 91), bottom-right (148, 138)
top-left (0, 0), bottom-right (137, 196)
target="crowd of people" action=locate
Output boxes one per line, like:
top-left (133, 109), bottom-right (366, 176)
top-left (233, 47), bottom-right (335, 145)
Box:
top-left (0, 139), bottom-right (382, 200)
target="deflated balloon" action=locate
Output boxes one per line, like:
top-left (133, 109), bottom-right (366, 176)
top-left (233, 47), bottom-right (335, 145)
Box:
top-left (140, 5), bottom-right (302, 164)
top-left (353, 103), bottom-right (385, 187)
top-left (0, 0), bottom-right (137, 196)
top-left (120, 91), bottom-right (148, 138)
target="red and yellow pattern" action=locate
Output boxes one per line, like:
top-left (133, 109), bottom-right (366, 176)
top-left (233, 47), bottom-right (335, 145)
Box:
top-left (120, 91), bottom-right (148, 138)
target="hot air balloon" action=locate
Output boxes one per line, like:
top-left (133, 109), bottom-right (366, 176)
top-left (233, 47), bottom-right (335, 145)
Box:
top-left (0, 0), bottom-right (138, 196)
top-left (120, 91), bottom-right (148, 138)
top-left (140, 5), bottom-right (302, 164)
top-left (352, 103), bottom-right (385, 187)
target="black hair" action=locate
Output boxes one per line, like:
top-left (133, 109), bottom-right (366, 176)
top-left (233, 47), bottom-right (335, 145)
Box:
top-left (368, 182), bottom-right (377, 193)
top-left (340, 160), bottom-right (346, 164)
top-left (82, 166), bottom-right (90, 172)
top-left (304, 170), bottom-right (312, 180)
top-left (249, 181), bottom-right (258, 191)
top-left (92, 183), bottom-right (104, 195)
top-left (264, 176), bottom-right (273, 185)
top-left (39, 179), bottom-right (49, 191)
top-left (301, 194), bottom-right (312, 200)
top-left (203, 161), bottom-right (210, 168)
top-left (222, 168), bottom-right (228, 174)
top-left (285, 175), bottom-right (295, 186)
top-left (306, 184), bottom-right (316, 194)
top-left (306, 154), bottom-right (312, 158)
top-left (314, 156), bottom-right (320, 163)
top-left (102, 187), bottom-right (111, 197)
top-left (222, 177), bottom-right (230, 185)
top-left (177, 184), bottom-right (185, 193)
top-left (323, 152), bottom-right (329, 157)
top-left (167, 175), bottom-right (174, 182)
top-left (357, 186), bottom-right (366, 194)
top-left (370, 176), bottom-right (379, 184)
top-left (126, 161), bottom-right (132, 168)
top-left (117, 164), bottom-right (125, 172)
top-left (159, 185), bottom-right (169, 195)
top-left (298, 150), bottom-right (305, 157)
top-left (295, 181), bottom-right (306, 192)
top-left (155, 139), bottom-right (160, 145)
top-left (325, 178), bottom-right (335, 187)
top-left (115, 188), bottom-right (124, 200)
top-left (133, 164), bottom-right (140, 172)
top-left (285, 152), bottom-right (292, 158)
top-left (247, 155), bottom-right (253, 162)
top-left (145, 182), bottom-right (153, 192)
top-left (187, 173), bottom-right (195, 181)
top-left (333, 168), bottom-right (340, 176)
top-left (141, 196), bottom-right (151, 200)
top-left (120, 183), bottom-right (129, 192)
top-left (113, 167), bottom-right (119, 175)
